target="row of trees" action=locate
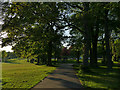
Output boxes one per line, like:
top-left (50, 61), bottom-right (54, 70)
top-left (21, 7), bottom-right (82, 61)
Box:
top-left (64, 2), bottom-right (120, 69)
top-left (2, 2), bottom-right (66, 65)
top-left (1, 2), bottom-right (120, 69)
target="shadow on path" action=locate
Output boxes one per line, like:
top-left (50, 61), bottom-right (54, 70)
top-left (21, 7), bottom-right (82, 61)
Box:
top-left (32, 64), bottom-right (83, 88)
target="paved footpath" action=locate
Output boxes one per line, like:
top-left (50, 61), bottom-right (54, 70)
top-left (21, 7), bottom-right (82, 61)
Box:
top-left (32, 64), bottom-right (83, 88)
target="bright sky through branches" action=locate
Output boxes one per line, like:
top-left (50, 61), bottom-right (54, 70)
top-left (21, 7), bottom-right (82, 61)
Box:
top-left (0, 31), bottom-right (70, 52)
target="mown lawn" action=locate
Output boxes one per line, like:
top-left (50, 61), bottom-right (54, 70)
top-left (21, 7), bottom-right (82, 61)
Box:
top-left (73, 61), bottom-right (120, 89)
top-left (2, 59), bottom-right (56, 88)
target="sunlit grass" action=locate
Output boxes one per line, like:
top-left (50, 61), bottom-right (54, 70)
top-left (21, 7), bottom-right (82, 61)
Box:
top-left (74, 61), bottom-right (120, 89)
top-left (2, 59), bottom-right (56, 88)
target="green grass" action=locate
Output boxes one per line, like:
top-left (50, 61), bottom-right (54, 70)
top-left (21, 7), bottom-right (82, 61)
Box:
top-left (2, 59), bottom-right (56, 88)
top-left (73, 61), bottom-right (120, 89)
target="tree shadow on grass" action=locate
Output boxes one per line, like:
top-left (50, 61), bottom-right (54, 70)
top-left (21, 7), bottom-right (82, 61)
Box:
top-left (79, 75), bottom-right (119, 89)
top-left (78, 65), bottom-right (120, 89)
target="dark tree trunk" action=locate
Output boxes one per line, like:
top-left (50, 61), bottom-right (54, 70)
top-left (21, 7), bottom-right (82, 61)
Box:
top-left (90, 27), bottom-right (94, 64)
top-left (104, 9), bottom-right (113, 69)
top-left (53, 51), bottom-right (57, 65)
top-left (90, 44), bottom-right (93, 63)
top-left (101, 39), bottom-right (106, 65)
top-left (83, 2), bottom-right (90, 66)
top-left (54, 51), bottom-right (57, 62)
top-left (41, 54), bottom-right (47, 64)
top-left (36, 56), bottom-right (40, 65)
top-left (76, 51), bottom-right (80, 63)
top-left (83, 41), bottom-right (90, 66)
top-left (90, 38), bottom-right (98, 67)
top-left (47, 41), bottom-right (52, 66)
top-left (90, 23), bottom-right (99, 67)
top-left (92, 37), bottom-right (98, 66)
top-left (54, 46), bottom-right (57, 62)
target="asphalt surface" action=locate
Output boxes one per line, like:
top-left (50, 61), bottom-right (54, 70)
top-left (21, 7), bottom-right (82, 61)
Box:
top-left (32, 63), bottom-right (83, 89)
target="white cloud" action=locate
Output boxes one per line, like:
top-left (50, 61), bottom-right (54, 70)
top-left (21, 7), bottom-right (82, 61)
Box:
top-left (0, 46), bottom-right (13, 52)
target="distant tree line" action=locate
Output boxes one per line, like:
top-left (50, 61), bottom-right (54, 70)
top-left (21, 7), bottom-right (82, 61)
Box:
top-left (1, 50), bottom-right (17, 62)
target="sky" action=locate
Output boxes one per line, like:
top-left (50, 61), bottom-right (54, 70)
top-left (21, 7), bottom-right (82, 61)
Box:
top-left (0, 46), bottom-right (13, 52)
top-left (0, 31), bottom-right (14, 52)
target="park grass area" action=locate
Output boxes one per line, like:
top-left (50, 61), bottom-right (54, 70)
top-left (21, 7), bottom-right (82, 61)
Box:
top-left (73, 61), bottom-right (120, 89)
top-left (2, 58), bottom-right (56, 88)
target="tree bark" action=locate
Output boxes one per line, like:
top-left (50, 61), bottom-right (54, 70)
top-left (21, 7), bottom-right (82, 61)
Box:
top-left (104, 9), bottom-right (113, 69)
top-left (101, 39), bottom-right (106, 65)
top-left (47, 41), bottom-right (52, 66)
top-left (92, 37), bottom-right (98, 66)
top-left (90, 43), bottom-right (93, 64)
top-left (76, 51), bottom-right (80, 63)
top-left (36, 56), bottom-right (40, 65)
top-left (83, 2), bottom-right (90, 66)
top-left (90, 23), bottom-right (99, 67)
top-left (41, 54), bottom-right (47, 64)
top-left (90, 38), bottom-right (98, 67)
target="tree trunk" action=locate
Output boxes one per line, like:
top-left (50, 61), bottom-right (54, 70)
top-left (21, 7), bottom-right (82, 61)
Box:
top-left (36, 56), bottom-right (40, 65)
top-left (76, 51), bottom-right (80, 63)
top-left (92, 37), bottom-right (98, 66)
top-left (54, 51), bottom-right (57, 62)
top-left (104, 9), bottom-right (113, 69)
top-left (90, 37), bottom-right (98, 67)
top-left (102, 39), bottom-right (106, 65)
top-left (47, 41), bottom-right (52, 66)
top-left (90, 23), bottom-right (99, 67)
top-left (90, 43), bottom-right (93, 64)
top-left (83, 2), bottom-right (90, 66)
top-left (41, 54), bottom-right (47, 64)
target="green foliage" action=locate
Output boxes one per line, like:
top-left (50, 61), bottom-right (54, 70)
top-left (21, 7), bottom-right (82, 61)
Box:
top-left (2, 2), bottom-right (120, 67)
top-left (2, 50), bottom-right (8, 62)
top-left (1, 2), bottom-right (120, 89)
top-left (2, 2), bottom-right (64, 65)
top-left (6, 52), bottom-right (17, 59)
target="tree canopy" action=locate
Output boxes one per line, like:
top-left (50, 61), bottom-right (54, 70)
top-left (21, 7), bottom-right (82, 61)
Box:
top-left (1, 2), bottom-right (120, 68)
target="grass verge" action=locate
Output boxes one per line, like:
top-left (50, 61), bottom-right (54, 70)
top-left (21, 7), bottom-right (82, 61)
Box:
top-left (73, 61), bottom-right (120, 89)
top-left (2, 59), bottom-right (56, 88)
